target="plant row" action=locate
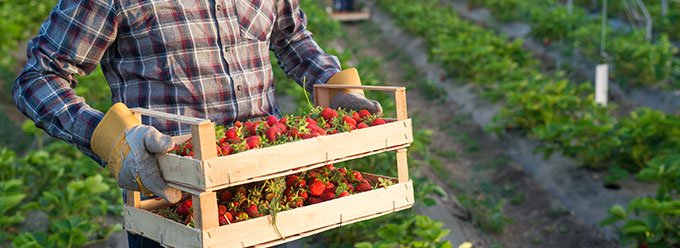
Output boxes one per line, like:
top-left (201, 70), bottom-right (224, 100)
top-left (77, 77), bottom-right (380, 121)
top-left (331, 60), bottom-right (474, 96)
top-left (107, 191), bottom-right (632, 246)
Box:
top-left (378, 0), bottom-right (679, 246)
top-left (468, 0), bottom-right (680, 89)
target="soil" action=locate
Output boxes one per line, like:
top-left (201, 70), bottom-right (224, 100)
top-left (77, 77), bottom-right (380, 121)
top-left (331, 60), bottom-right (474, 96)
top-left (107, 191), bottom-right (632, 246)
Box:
top-left (332, 12), bottom-right (621, 248)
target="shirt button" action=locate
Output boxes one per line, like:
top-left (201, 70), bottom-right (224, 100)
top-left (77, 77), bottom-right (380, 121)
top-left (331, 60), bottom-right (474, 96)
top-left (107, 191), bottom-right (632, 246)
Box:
top-left (216, 4), bottom-right (222, 10)
top-left (224, 46), bottom-right (229, 53)
top-left (237, 85), bottom-right (242, 91)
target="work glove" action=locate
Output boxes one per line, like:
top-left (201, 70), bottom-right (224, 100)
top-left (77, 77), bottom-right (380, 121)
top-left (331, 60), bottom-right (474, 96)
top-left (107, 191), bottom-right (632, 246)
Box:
top-left (91, 103), bottom-right (182, 204)
top-left (327, 68), bottom-right (383, 114)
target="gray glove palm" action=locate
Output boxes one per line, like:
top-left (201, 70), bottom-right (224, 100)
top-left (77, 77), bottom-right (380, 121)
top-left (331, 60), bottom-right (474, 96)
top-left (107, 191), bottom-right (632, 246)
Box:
top-left (117, 125), bottom-right (181, 204)
top-left (330, 92), bottom-right (383, 114)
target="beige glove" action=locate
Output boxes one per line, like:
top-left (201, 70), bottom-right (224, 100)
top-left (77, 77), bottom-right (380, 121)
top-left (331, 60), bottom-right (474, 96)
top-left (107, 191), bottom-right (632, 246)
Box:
top-left (91, 103), bottom-right (181, 203)
top-left (327, 68), bottom-right (383, 114)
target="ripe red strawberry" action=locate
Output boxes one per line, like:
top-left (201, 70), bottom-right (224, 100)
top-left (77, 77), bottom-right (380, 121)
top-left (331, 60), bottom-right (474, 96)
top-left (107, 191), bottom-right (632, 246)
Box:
top-left (222, 212), bottom-right (234, 224)
top-left (219, 191), bottom-right (233, 202)
top-left (307, 197), bottom-right (323, 205)
top-left (325, 164), bottom-right (335, 170)
top-left (309, 181), bottom-right (326, 197)
top-left (225, 127), bottom-right (238, 139)
top-left (245, 136), bottom-right (261, 149)
top-left (266, 115), bottom-right (278, 127)
top-left (339, 167), bottom-right (347, 175)
top-left (298, 191), bottom-right (309, 201)
top-left (275, 122), bottom-right (287, 133)
top-left (279, 117), bottom-right (287, 124)
top-left (347, 183), bottom-right (355, 193)
top-left (352, 112), bottom-right (361, 122)
top-left (342, 115), bottom-right (357, 130)
top-left (234, 121), bottom-right (242, 128)
top-left (321, 190), bottom-right (336, 201)
top-left (320, 108), bottom-right (338, 121)
top-left (358, 109), bottom-right (371, 119)
top-left (338, 191), bottom-right (350, 198)
top-left (325, 182), bottom-right (336, 192)
top-left (246, 204), bottom-right (259, 218)
top-left (177, 199), bottom-right (192, 215)
top-left (219, 144), bottom-right (233, 156)
top-left (371, 118), bottom-right (386, 126)
top-left (288, 127), bottom-right (300, 139)
top-left (286, 175), bottom-right (299, 187)
top-left (296, 179), bottom-right (306, 188)
top-left (355, 179), bottom-right (373, 192)
top-left (305, 117), bottom-right (317, 126)
top-left (219, 214), bottom-right (229, 225)
top-left (352, 171), bottom-right (363, 181)
top-left (357, 122), bottom-right (369, 129)
top-left (265, 127), bottom-right (279, 142)
top-left (218, 205), bottom-right (227, 215)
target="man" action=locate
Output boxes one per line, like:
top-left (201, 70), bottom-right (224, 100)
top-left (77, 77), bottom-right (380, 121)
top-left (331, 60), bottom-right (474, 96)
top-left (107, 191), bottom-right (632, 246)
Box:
top-left (13, 0), bottom-right (381, 247)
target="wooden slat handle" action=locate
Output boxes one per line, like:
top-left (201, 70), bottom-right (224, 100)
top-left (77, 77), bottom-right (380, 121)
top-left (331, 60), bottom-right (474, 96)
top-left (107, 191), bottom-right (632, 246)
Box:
top-left (396, 149), bottom-right (409, 183)
top-left (130, 108), bottom-right (211, 126)
top-left (313, 84), bottom-right (408, 120)
top-left (192, 192), bottom-right (219, 230)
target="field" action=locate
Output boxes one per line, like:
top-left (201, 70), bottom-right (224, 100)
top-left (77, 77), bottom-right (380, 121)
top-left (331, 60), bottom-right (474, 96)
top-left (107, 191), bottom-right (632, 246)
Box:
top-left (0, 0), bottom-right (678, 247)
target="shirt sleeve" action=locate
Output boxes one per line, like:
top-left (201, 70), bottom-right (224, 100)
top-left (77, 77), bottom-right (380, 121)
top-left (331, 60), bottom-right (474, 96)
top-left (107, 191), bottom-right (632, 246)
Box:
top-left (12, 0), bottom-right (119, 165)
top-left (269, 0), bottom-right (341, 93)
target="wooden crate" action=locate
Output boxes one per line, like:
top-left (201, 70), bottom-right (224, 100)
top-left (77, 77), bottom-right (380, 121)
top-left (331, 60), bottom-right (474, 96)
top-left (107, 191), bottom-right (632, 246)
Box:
top-left (128, 85), bottom-right (412, 194)
top-left (123, 85), bottom-right (414, 247)
top-left (124, 172), bottom-right (414, 248)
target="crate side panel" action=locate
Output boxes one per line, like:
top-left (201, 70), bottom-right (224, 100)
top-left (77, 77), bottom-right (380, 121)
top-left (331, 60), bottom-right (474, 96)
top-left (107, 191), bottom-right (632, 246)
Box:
top-left (203, 119), bottom-right (413, 189)
top-left (124, 206), bottom-right (202, 248)
top-left (204, 181), bottom-right (414, 247)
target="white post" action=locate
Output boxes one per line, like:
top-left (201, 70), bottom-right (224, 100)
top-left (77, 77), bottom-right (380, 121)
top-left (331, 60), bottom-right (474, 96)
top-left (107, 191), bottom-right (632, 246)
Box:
top-left (595, 64), bottom-right (609, 106)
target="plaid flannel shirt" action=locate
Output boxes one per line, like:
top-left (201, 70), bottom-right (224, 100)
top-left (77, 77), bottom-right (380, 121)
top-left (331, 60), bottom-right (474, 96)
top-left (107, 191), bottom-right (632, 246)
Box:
top-left (13, 0), bottom-right (341, 164)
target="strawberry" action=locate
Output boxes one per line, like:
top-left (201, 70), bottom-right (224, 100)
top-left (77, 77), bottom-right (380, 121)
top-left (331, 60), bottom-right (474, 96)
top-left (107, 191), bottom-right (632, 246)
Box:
top-left (320, 108), bottom-right (338, 121)
top-left (177, 199), bottom-right (192, 215)
top-left (325, 182), bottom-right (336, 192)
top-left (339, 167), bottom-right (347, 175)
top-left (358, 109), bottom-right (371, 119)
top-left (325, 164), bottom-right (335, 170)
top-left (225, 127), bottom-right (238, 140)
top-left (219, 214), bottom-right (229, 225)
top-left (355, 179), bottom-right (373, 192)
top-left (342, 115), bottom-right (357, 130)
top-left (266, 115), bottom-right (278, 127)
top-left (352, 112), bottom-right (361, 122)
top-left (245, 136), bottom-right (261, 149)
top-left (236, 212), bottom-right (249, 221)
top-left (309, 181), bottom-right (326, 197)
top-left (219, 143), bottom-right (234, 156)
top-left (298, 191), bottom-right (309, 201)
top-left (305, 117), bottom-right (317, 126)
top-left (286, 175), bottom-right (299, 187)
top-left (265, 193), bottom-right (275, 202)
top-left (265, 127), bottom-right (279, 142)
top-left (246, 204), bottom-right (259, 218)
top-left (307, 197), bottom-right (323, 205)
top-left (223, 212), bottom-right (234, 224)
top-left (371, 118), bottom-right (386, 126)
top-left (357, 122), bottom-right (369, 129)
top-left (234, 121), bottom-right (242, 128)
top-left (279, 117), bottom-right (288, 124)
top-left (321, 190), bottom-right (336, 201)
top-left (338, 191), bottom-right (350, 198)
top-left (219, 190), bottom-right (233, 202)
top-left (296, 179), bottom-right (306, 188)
top-left (352, 171), bottom-right (363, 181)
top-left (288, 127), bottom-right (300, 139)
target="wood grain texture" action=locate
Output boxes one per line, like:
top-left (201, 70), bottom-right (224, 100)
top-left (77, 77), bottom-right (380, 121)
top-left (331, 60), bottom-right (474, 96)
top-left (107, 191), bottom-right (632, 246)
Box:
top-left (130, 108), bottom-right (210, 125)
top-left (124, 207), bottom-right (202, 248)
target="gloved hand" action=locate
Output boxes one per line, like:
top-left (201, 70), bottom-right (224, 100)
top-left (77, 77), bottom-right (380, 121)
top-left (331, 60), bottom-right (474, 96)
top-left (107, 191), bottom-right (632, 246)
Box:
top-left (327, 68), bottom-right (383, 114)
top-left (91, 103), bottom-right (182, 204)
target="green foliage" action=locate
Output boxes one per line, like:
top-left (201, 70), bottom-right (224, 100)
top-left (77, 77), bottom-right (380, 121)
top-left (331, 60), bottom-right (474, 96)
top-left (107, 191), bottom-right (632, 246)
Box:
top-left (0, 142), bottom-right (122, 246)
top-left (458, 195), bottom-right (511, 233)
top-left (354, 215), bottom-right (453, 248)
top-left (603, 155), bottom-right (680, 247)
top-left (0, 0), bottom-right (57, 67)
